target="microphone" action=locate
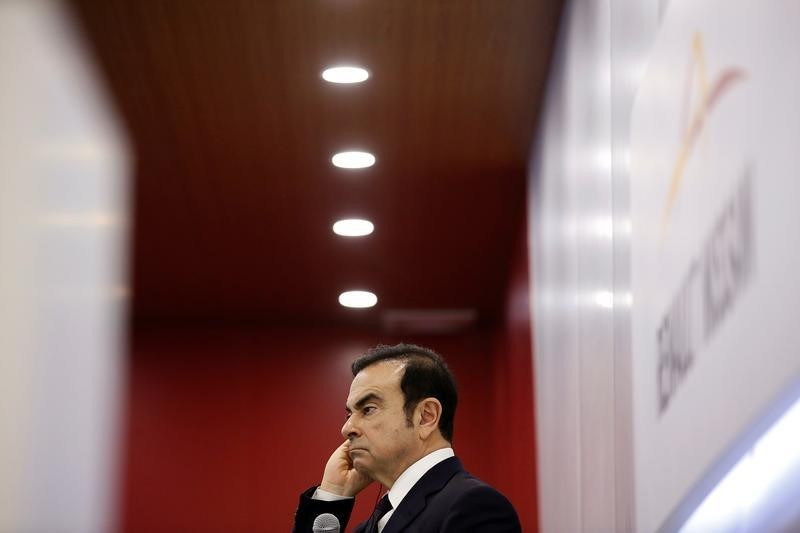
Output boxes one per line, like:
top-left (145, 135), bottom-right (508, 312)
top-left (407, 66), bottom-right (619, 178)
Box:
top-left (312, 513), bottom-right (340, 533)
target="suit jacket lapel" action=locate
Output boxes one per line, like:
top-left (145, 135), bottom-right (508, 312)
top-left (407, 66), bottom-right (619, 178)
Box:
top-left (381, 457), bottom-right (463, 533)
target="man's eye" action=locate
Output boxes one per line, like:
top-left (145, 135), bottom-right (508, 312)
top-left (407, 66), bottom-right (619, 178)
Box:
top-left (345, 412), bottom-right (352, 420)
top-left (363, 406), bottom-right (376, 415)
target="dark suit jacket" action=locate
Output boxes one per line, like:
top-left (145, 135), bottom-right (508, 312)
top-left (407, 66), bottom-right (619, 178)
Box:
top-left (293, 457), bottom-right (521, 532)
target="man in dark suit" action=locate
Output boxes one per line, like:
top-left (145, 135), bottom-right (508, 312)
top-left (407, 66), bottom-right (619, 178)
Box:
top-left (293, 343), bottom-right (521, 532)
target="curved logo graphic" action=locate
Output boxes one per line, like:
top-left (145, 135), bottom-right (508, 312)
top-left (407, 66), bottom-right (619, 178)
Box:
top-left (660, 33), bottom-right (747, 237)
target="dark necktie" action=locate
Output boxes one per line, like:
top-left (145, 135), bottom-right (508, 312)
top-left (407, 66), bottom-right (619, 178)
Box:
top-left (369, 494), bottom-right (393, 533)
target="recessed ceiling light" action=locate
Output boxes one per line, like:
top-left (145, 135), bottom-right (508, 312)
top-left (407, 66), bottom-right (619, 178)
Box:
top-left (339, 290), bottom-right (378, 308)
top-left (332, 151), bottom-right (375, 169)
top-left (322, 66), bottom-right (369, 84)
top-left (333, 219), bottom-right (374, 237)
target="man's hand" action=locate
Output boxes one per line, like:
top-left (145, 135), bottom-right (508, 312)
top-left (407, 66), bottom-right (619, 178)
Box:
top-left (319, 440), bottom-right (373, 497)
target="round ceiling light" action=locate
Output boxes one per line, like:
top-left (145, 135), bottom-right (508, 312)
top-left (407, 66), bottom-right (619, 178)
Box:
top-left (322, 66), bottom-right (369, 84)
top-left (333, 219), bottom-right (374, 237)
top-left (331, 151), bottom-right (375, 169)
top-left (338, 290), bottom-right (378, 309)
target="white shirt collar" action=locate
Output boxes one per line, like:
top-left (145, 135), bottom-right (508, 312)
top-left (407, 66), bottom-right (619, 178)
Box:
top-left (377, 447), bottom-right (454, 531)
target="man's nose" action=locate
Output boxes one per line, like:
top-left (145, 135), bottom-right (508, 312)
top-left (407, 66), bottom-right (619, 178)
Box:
top-left (341, 416), bottom-right (359, 439)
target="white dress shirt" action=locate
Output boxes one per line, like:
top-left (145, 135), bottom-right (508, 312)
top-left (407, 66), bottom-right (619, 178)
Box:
top-left (378, 447), bottom-right (454, 532)
top-left (313, 447), bottom-right (455, 532)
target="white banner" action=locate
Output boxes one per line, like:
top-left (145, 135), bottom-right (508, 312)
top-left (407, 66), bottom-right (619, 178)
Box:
top-left (630, 0), bottom-right (800, 530)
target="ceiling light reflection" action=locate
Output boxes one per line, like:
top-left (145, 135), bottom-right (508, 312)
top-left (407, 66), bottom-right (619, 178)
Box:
top-left (339, 290), bottom-right (378, 308)
top-left (594, 291), bottom-right (614, 309)
top-left (322, 66), bottom-right (369, 84)
top-left (333, 219), bottom-right (374, 237)
top-left (332, 151), bottom-right (375, 169)
top-left (591, 217), bottom-right (614, 239)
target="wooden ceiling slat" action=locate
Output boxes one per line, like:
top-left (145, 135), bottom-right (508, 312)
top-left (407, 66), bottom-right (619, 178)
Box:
top-left (68, 0), bottom-right (563, 328)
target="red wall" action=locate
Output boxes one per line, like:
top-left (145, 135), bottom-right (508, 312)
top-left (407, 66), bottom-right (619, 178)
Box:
top-left (121, 219), bottom-right (537, 533)
top-left (488, 220), bottom-right (539, 531)
top-left (122, 327), bottom-right (500, 532)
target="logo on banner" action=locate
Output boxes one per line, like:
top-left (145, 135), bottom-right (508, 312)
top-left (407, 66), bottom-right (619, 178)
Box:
top-left (655, 34), bottom-right (754, 415)
top-left (660, 33), bottom-right (747, 238)
top-left (657, 174), bottom-right (754, 414)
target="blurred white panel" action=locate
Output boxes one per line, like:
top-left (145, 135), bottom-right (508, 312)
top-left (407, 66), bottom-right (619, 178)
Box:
top-left (630, 0), bottom-right (800, 530)
top-left (533, 0), bottom-right (800, 531)
top-left (531, 0), bottom-right (617, 529)
top-left (0, 1), bottom-right (129, 532)
top-left (530, 0), bottom-right (660, 531)
top-left (680, 393), bottom-right (800, 532)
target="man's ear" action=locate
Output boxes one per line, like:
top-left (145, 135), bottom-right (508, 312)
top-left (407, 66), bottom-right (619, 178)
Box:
top-left (416, 398), bottom-right (443, 439)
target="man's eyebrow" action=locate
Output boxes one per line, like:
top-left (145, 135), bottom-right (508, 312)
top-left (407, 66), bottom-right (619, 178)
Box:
top-left (345, 392), bottom-right (382, 413)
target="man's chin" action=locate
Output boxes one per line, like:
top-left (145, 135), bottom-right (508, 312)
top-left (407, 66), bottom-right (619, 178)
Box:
top-left (351, 456), bottom-right (371, 474)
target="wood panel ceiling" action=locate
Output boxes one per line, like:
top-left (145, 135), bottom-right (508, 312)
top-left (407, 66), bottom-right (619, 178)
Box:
top-left (68, 0), bottom-right (563, 330)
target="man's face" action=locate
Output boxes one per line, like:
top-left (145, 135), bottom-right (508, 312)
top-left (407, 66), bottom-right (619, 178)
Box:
top-left (341, 360), bottom-right (420, 485)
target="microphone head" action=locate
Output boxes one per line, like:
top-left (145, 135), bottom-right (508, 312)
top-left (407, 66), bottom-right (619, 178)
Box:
top-left (312, 512), bottom-right (340, 533)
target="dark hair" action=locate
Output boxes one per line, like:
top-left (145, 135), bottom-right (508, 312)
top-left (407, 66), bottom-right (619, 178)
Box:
top-left (352, 343), bottom-right (458, 442)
